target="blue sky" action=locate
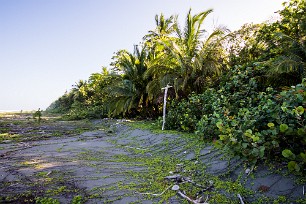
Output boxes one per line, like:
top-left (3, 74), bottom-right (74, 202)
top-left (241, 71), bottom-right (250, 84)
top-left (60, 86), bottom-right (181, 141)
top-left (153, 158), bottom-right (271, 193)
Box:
top-left (0, 0), bottom-right (284, 111)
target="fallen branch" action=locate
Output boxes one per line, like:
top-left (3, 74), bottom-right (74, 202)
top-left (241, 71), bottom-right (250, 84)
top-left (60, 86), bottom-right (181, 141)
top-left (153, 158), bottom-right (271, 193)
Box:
top-left (237, 194), bottom-right (245, 204)
top-left (140, 184), bottom-right (172, 196)
top-left (184, 178), bottom-right (208, 189)
top-left (177, 190), bottom-right (208, 204)
top-left (124, 146), bottom-right (148, 151)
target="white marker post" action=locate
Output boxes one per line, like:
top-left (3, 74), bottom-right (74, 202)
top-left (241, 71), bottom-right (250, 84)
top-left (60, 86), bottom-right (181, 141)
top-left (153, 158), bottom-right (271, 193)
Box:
top-left (162, 84), bottom-right (172, 130)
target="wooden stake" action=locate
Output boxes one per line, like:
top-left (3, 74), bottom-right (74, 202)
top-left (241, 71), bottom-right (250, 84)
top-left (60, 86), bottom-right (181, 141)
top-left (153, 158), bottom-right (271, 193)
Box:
top-left (161, 84), bottom-right (172, 130)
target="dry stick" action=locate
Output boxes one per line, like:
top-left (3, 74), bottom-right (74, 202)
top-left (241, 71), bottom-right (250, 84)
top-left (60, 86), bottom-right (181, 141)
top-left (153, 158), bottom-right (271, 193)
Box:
top-left (184, 178), bottom-right (207, 189)
top-left (177, 190), bottom-right (208, 204)
top-left (124, 146), bottom-right (148, 151)
top-left (140, 184), bottom-right (173, 196)
top-left (177, 191), bottom-right (196, 203)
top-left (237, 194), bottom-right (245, 204)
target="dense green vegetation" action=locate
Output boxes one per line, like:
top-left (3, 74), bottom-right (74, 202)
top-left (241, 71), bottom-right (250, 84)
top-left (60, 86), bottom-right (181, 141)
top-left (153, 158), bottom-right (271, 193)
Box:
top-left (47, 0), bottom-right (306, 174)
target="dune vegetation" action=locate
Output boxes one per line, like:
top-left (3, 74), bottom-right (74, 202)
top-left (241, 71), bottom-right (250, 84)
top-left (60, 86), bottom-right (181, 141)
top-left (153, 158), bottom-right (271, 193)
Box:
top-left (47, 0), bottom-right (306, 175)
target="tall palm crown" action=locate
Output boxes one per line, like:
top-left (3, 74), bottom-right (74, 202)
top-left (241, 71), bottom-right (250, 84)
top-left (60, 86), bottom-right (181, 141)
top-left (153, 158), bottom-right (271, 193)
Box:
top-left (146, 9), bottom-right (227, 98)
top-left (108, 46), bottom-right (150, 117)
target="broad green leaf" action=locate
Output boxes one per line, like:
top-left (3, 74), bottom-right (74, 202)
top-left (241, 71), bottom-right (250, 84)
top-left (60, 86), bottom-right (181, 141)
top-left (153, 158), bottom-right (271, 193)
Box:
top-left (281, 102), bottom-right (288, 112)
top-left (281, 106), bottom-right (288, 112)
top-left (242, 143), bottom-right (248, 149)
top-left (230, 137), bottom-right (237, 143)
top-left (251, 148), bottom-right (259, 157)
top-left (252, 136), bottom-right (260, 142)
top-left (297, 94), bottom-right (303, 101)
top-left (219, 135), bottom-right (226, 141)
top-left (267, 123), bottom-right (275, 128)
top-left (213, 140), bottom-right (222, 148)
top-left (282, 149), bottom-right (296, 159)
top-left (302, 78), bottom-right (306, 87)
top-left (244, 129), bottom-right (253, 137)
top-left (259, 146), bottom-right (265, 158)
top-left (216, 122), bottom-right (223, 129)
top-left (295, 106), bottom-right (304, 115)
top-left (300, 153), bottom-right (306, 163)
top-left (288, 161), bottom-right (300, 172)
top-left (245, 129), bottom-right (252, 134)
top-left (272, 140), bottom-right (279, 147)
top-left (297, 128), bottom-right (306, 136)
top-left (231, 120), bottom-right (238, 127)
top-left (280, 124), bottom-right (289, 133)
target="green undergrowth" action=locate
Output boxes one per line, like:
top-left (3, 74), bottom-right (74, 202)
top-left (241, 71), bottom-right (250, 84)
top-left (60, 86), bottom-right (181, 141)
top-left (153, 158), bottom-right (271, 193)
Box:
top-left (111, 150), bottom-right (293, 203)
top-left (166, 66), bottom-right (306, 175)
top-left (126, 120), bottom-right (201, 140)
top-left (114, 119), bottom-right (305, 203)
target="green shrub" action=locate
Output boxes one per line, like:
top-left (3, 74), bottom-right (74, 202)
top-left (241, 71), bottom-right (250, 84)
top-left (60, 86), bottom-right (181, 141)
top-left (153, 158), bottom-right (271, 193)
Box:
top-left (166, 64), bottom-right (306, 173)
top-left (215, 79), bottom-right (306, 172)
top-left (63, 103), bottom-right (106, 120)
top-left (165, 94), bottom-right (204, 132)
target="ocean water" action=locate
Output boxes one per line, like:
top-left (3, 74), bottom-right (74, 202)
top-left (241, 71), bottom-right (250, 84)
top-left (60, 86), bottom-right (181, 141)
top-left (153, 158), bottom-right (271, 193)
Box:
top-left (0, 110), bottom-right (33, 113)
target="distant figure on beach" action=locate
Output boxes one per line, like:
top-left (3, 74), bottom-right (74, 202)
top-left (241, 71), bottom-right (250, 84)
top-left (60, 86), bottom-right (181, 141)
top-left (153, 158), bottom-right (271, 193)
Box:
top-left (33, 108), bottom-right (42, 123)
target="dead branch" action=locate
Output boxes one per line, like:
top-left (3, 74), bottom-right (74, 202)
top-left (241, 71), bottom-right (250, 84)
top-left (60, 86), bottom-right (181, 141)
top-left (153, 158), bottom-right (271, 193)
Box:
top-left (140, 184), bottom-right (172, 196)
top-left (237, 194), bottom-right (245, 204)
top-left (177, 190), bottom-right (209, 204)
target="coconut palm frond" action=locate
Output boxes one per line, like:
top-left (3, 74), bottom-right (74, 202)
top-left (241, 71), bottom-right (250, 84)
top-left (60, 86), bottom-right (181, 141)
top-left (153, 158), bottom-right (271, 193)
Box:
top-left (146, 80), bottom-right (161, 101)
top-left (268, 55), bottom-right (305, 75)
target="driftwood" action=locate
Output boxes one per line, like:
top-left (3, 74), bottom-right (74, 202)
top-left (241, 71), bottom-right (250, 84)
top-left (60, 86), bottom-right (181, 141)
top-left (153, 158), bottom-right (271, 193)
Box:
top-left (177, 190), bottom-right (209, 204)
top-left (237, 194), bottom-right (245, 204)
top-left (165, 174), bottom-right (182, 182)
top-left (141, 170), bottom-right (248, 204)
top-left (124, 145), bottom-right (148, 151)
top-left (140, 184), bottom-right (172, 196)
top-left (165, 174), bottom-right (213, 191)
top-left (165, 174), bottom-right (213, 203)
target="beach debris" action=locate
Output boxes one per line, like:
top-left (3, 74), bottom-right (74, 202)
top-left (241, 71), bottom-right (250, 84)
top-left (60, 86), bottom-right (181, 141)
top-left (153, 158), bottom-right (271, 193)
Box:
top-left (171, 185), bottom-right (180, 191)
top-left (176, 163), bottom-right (184, 172)
top-left (46, 171), bottom-right (52, 176)
top-left (245, 166), bottom-right (254, 176)
top-left (245, 168), bottom-right (251, 174)
top-left (177, 190), bottom-right (209, 204)
top-left (165, 174), bottom-right (182, 182)
top-left (124, 145), bottom-right (149, 151)
top-left (237, 194), bottom-right (245, 204)
top-left (140, 184), bottom-right (172, 196)
top-left (258, 185), bottom-right (270, 192)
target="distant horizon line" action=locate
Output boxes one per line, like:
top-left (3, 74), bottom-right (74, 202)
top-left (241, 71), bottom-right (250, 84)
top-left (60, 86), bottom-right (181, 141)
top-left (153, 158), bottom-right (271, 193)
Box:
top-left (0, 109), bottom-right (39, 113)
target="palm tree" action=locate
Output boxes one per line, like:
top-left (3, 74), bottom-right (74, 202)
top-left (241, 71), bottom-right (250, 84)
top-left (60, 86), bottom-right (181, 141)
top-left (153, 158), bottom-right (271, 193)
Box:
top-left (146, 9), bottom-right (227, 98)
top-left (264, 32), bottom-right (306, 86)
top-left (71, 80), bottom-right (87, 103)
top-left (142, 13), bottom-right (178, 102)
top-left (253, 0), bottom-right (306, 87)
top-left (108, 45), bottom-right (151, 117)
top-left (143, 13), bottom-right (177, 44)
